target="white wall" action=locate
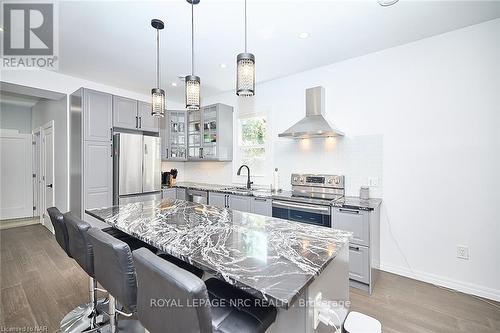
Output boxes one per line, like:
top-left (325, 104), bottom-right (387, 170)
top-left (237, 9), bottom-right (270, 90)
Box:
top-left (32, 98), bottom-right (68, 212)
top-left (187, 20), bottom-right (500, 300)
top-left (0, 103), bottom-right (32, 134)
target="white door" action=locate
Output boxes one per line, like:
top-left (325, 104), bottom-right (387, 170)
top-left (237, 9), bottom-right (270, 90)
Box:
top-left (42, 125), bottom-right (55, 230)
top-left (0, 130), bottom-right (33, 220)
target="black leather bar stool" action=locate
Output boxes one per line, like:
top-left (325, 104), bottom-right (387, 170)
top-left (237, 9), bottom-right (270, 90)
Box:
top-left (87, 227), bottom-right (144, 333)
top-left (60, 211), bottom-right (109, 332)
top-left (133, 247), bottom-right (278, 333)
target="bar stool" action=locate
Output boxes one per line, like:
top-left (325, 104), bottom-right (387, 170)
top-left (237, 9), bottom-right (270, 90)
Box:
top-left (133, 247), bottom-right (278, 333)
top-left (344, 311), bottom-right (382, 333)
top-left (87, 227), bottom-right (144, 333)
top-left (61, 212), bottom-right (109, 332)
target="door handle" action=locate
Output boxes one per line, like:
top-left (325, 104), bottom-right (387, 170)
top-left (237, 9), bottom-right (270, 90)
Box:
top-left (339, 208), bottom-right (360, 214)
top-left (349, 246), bottom-right (360, 252)
top-left (46, 184), bottom-right (53, 188)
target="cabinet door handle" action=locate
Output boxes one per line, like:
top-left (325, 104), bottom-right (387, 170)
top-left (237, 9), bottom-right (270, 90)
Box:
top-left (135, 116), bottom-right (138, 128)
top-left (225, 195), bottom-right (229, 208)
top-left (139, 116), bottom-right (142, 129)
top-left (349, 246), bottom-right (360, 252)
top-left (254, 197), bottom-right (266, 202)
top-left (110, 128), bottom-right (113, 141)
top-left (166, 148), bottom-right (169, 158)
top-left (339, 208), bottom-right (360, 214)
top-left (110, 143), bottom-right (113, 157)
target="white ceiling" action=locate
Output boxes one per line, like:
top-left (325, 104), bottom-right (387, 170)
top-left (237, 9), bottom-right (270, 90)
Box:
top-left (58, 0), bottom-right (500, 103)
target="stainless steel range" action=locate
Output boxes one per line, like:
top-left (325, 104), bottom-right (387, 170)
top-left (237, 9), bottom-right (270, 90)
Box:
top-left (272, 173), bottom-right (345, 228)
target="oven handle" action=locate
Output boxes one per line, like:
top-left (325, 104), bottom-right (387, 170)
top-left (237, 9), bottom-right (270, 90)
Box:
top-left (272, 200), bottom-right (330, 215)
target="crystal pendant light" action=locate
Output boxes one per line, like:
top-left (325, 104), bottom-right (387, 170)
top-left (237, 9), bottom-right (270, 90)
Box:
top-left (236, 0), bottom-right (255, 96)
top-left (185, 0), bottom-right (201, 110)
top-left (151, 19), bottom-right (165, 117)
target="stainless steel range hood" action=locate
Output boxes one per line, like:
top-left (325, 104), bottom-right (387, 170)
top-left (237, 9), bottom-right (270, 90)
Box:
top-left (278, 86), bottom-right (344, 138)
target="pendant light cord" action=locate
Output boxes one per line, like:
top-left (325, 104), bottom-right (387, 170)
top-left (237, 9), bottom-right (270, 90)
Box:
top-left (156, 28), bottom-right (160, 88)
top-left (191, 1), bottom-right (194, 75)
top-left (244, 0), bottom-right (247, 52)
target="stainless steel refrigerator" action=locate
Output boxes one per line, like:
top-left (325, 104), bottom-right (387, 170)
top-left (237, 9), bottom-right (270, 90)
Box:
top-left (113, 132), bottom-right (161, 205)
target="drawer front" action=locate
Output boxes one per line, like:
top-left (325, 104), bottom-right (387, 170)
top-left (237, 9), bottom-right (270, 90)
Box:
top-left (333, 208), bottom-right (369, 246)
top-left (349, 244), bottom-right (370, 284)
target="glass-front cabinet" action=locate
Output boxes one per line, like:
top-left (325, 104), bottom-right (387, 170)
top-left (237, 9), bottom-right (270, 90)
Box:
top-left (168, 111), bottom-right (187, 160)
top-left (187, 110), bottom-right (202, 159)
top-left (161, 103), bottom-right (233, 161)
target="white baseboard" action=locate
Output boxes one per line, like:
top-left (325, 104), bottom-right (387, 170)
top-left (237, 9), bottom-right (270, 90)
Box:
top-left (379, 262), bottom-right (500, 302)
top-left (0, 217), bottom-right (39, 230)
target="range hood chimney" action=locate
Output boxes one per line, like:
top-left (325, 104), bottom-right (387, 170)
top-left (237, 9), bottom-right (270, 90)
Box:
top-left (278, 86), bottom-right (344, 138)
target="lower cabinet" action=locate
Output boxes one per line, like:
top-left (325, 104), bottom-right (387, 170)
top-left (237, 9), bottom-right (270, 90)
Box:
top-left (208, 192), bottom-right (271, 216)
top-left (176, 188), bottom-right (186, 200)
top-left (162, 188), bottom-right (176, 200)
top-left (228, 195), bottom-right (251, 213)
top-left (348, 244), bottom-right (370, 284)
top-left (250, 197), bottom-right (272, 217)
top-left (209, 192), bottom-right (226, 209)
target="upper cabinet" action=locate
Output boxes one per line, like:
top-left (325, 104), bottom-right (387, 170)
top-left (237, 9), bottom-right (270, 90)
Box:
top-left (138, 101), bottom-right (159, 132)
top-left (113, 96), bottom-right (159, 133)
top-left (84, 89), bottom-right (113, 142)
top-left (187, 103), bottom-right (233, 161)
top-left (160, 110), bottom-right (188, 161)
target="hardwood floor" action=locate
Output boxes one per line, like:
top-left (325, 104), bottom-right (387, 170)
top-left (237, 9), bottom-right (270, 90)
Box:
top-left (1, 225), bottom-right (499, 333)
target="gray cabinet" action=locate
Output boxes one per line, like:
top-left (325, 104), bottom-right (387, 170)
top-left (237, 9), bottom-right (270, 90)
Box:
top-left (251, 197), bottom-right (272, 216)
top-left (165, 110), bottom-right (187, 161)
top-left (228, 195), bottom-right (251, 213)
top-left (84, 89), bottom-right (113, 142)
top-left (187, 103), bottom-right (233, 161)
top-left (332, 206), bottom-right (380, 294)
top-left (162, 188), bottom-right (176, 200)
top-left (208, 192), bottom-right (251, 213)
top-left (113, 97), bottom-right (159, 133)
top-left (138, 101), bottom-right (159, 132)
top-left (83, 141), bottom-right (113, 210)
top-left (176, 188), bottom-right (186, 200)
top-left (209, 192), bottom-right (226, 209)
top-left (113, 96), bottom-right (138, 130)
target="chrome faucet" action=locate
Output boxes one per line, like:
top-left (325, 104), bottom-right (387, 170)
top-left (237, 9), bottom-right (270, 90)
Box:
top-left (237, 165), bottom-right (253, 189)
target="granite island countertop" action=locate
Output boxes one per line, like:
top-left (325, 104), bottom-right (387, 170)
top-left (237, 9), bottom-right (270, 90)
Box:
top-left (86, 199), bottom-right (351, 309)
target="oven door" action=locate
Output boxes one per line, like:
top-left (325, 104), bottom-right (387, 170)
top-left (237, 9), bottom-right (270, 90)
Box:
top-left (272, 200), bottom-right (331, 227)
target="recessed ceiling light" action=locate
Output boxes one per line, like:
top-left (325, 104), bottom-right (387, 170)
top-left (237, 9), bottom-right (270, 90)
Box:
top-left (219, 63), bottom-right (227, 69)
top-left (298, 32), bottom-right (310, 39)
top-left (171, 82), bottom-right (177, 87)
top-left (378, 0), bottom-right (399, 6)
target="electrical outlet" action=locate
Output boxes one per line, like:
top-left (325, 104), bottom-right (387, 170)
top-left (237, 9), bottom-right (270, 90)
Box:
top-left (457, 246), bottom-right (469, 260)
top-left (368, 177), bottom-right (380, 187)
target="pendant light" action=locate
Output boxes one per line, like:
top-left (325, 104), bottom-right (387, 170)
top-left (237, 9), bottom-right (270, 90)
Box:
top-left (151, 19), bottom-right (165, 117)
top-left (185, 0), bottom-right (201, 110)
top-left (236, 0), bottom-right (255, 96)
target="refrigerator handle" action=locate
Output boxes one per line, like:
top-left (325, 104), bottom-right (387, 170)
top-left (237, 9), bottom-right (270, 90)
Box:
top-left (144, 143), bottom-right (148, 155)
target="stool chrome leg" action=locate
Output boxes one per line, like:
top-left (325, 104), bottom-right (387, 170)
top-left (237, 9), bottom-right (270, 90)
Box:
top-left (60, 277), bottom-right (109, 333)
top-left (109, 295), bottom-right (117, 333)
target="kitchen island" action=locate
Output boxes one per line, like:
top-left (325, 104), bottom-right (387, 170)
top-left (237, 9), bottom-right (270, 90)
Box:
top-left (86, 199), bottom-right (351, 333)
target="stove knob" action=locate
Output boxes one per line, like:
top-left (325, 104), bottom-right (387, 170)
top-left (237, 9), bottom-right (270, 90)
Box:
top-left (334, 178), bottom-right (340, 185)
top-left (327, 179), bottom-right (333, 184)
top-left (300, 177), bottom-right (305, 183)
top-left (293, 176), bottom-right (298, 182)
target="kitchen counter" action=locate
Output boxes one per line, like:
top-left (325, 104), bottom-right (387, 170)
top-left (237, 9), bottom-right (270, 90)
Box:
top-left (86, 199), bottom-right (351, 309)
top-left (333, 196), bottom-right (382, 211)
top-left (166, 182), bottom-right (382, 210)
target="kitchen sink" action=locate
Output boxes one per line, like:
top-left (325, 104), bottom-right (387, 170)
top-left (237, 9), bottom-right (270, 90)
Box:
top-left (225, 186), bottom-right (253, 194)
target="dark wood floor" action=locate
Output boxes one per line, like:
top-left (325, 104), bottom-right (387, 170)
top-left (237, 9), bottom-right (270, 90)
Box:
top-left (1, 225), bottom-right (499, 333)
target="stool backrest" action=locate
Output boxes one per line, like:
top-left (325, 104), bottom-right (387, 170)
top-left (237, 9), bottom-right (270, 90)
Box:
top-left (47, 207), bottom-right (72, 258)
top-left (88, 227), bottom-right (137, 312)
top-left (64, 212), bottom-right (94, 277)
top-left (133, 247), bottom-right (213, 333)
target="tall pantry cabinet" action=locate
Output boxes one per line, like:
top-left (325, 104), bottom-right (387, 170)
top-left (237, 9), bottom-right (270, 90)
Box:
top-left (70, 88), bottom-right (113, 223)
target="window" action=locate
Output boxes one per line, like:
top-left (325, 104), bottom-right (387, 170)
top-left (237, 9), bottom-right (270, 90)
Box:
top-left (237, 115), bottom-right (267, 177)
